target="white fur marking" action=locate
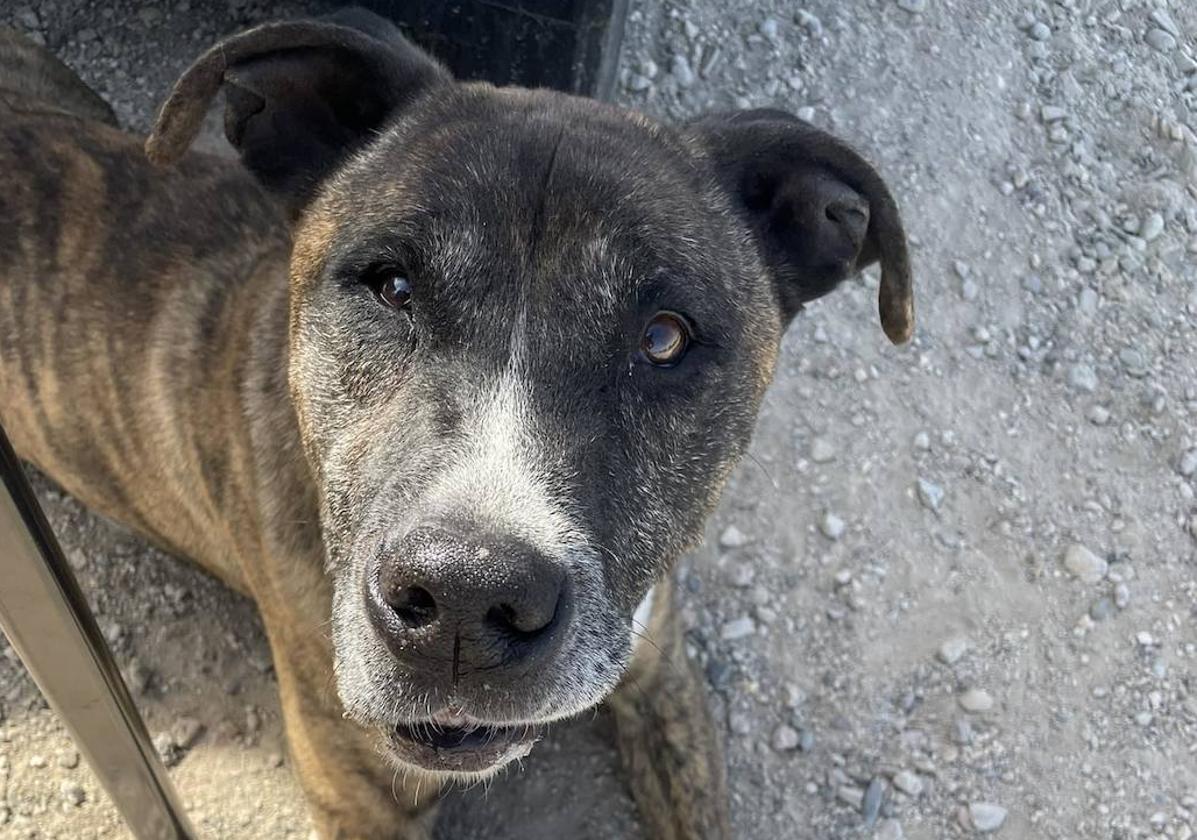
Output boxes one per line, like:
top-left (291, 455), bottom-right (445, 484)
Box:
top-left (631, 585), bottom-right (656, 654)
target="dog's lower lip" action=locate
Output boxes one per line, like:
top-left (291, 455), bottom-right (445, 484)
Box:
top-left (386, 716), bottom-right (539, 773)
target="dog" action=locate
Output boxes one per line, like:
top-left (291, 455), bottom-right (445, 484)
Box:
top-left (0, 11), bottom-right (912, 839)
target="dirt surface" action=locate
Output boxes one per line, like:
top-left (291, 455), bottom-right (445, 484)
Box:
top-left (3, 0), bottom-right (1197, 838)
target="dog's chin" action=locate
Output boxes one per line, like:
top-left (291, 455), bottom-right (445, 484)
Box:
top-left (380, 712), bottom-right (542, 778)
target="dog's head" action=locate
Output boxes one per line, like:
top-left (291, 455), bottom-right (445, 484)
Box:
top-left (148, 11), bottom-right (913, 779)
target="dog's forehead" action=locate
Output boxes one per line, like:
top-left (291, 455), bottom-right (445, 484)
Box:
top-left (324, 87), bottom-right (727, 271)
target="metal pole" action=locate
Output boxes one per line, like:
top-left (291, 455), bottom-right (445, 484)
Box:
top-left (0, 422), bottom-right (197, 839)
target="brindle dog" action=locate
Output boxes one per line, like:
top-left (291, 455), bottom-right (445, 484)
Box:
top-left (0, 12), bottom-right (913, 839)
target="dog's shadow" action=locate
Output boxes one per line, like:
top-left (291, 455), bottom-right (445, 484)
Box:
top-left (2, 468), bottom-right (642, 839)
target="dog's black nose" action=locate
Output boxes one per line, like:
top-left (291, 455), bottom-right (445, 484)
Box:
top-left (365, 526), bottom-right (569, 684)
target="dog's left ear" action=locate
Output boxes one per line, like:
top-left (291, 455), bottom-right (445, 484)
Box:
top-left (688, 109), bottom-right (914, 344)
top-left (145, 11), bottom-right (449, 214)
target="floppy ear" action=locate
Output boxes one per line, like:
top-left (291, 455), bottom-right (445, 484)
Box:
top-left (145, 11), bottom-right (449, 214)
top-left (688, 109), bottom-right (914, 344)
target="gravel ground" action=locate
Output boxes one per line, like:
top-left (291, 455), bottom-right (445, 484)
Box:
top-left (3, 0), bottom-right (1197, 838)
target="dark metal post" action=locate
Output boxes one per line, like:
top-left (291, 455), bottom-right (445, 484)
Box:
top-left (0, 423), bottom-right (196, 840)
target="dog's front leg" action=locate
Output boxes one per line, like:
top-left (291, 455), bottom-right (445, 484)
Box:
top-left (608, 580), bottom-right (732, 840)
top-left (253, 568), bottom-right (440, 840)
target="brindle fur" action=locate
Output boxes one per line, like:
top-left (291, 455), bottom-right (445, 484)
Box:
top-left (0, 17), bottom-right (911, 839)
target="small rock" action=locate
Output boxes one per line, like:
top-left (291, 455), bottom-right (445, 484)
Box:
top-left (172, 717), bottom-right (205, 750)
top-left (916, 478), bottom-right (944, 512)
top-left (28, 754), bottom-right (47, 769)
top-left (729, 563), bottom-right (755, 588)
top-left (937, 637), bottom-right (970, 665)
top-left (1151, 8), bottom-right (1181, 37)
top-left (1040, 105), bottom-right (1067, 123)
top-left (961, 279), bottom-right (980, 301)
top-left (1140, 212), bottom-right (1165, 242)
top-left (15, 7), bottom-right (39, 29)
top-left (57, 750), bottom-right (79, 770)
top-left (671, 54), bottom-right (695, 88)
top-left (913, 431), bottom-right (932, 451)
top-left (1063, 543), bottom-right (1108, 584)
top-left (893, 769), bottom-right (924, 797)
top-left (1068, 364), bottom-right (1098, 392)
top-left (969, 802), bottom-right (1008, 832)
top-left (719, 525), bottom-right (750, 549)
top-left (1087, 405), bottom-right (1110, 426)
top-left (798, 728), bottom-right (815, 752)
top-left (896, 0), bottom-right (927, 13)
top-left (1028, 21), bottom-right (1051, 41)
top-left (771, 724), bottom-right (800, 752)
top-left (720, 616), bottom-right (756, 641)
top-left (1114, 583), bottom-right (1131, 610)
top-left (819, 512), bottom-right (846, 541)
top-left (1145, 28), bottom-right (1176, 52)
top-left (958, 688), bottom-right (994, 713)
top-left (758, 18), bottom-right (780, 42)
top-left (810, 437), bottom-right (837, 463)
top-left (875, 820), bottom-right (904, 840)
top-left (1178, 449), bottom-right (1197, 477)
top-left (837, 785), bottom-right (865, 810)
top-left (60, 782), bottom-right (85, 807)
top-left (1089, 597), bottom-right (1115, 622)
top-left (862, 778), bottom-right (885, 825)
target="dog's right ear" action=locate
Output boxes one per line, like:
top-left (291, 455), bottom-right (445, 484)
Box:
top-left (145, 12), bottom-right (448, 214)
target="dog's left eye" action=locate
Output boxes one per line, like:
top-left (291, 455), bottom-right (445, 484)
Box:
top-left (363, 268), bottom-right (412, 311)
top-left (640, 311), bottom-right (691, 367)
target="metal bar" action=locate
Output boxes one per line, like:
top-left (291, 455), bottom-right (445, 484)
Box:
top-left (0, 422), bottom-right (197, 840)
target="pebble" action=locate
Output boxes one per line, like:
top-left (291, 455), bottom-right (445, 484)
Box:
top-left (1178, 449), bottom-right (1197, 477)
top-left (771, 724), bottom-right (800, 752)
top-left (671, 54), bottom-right (695, 88)
top-left (60, 782), bottom-right (85, 807)
top-left (937, 636), bottom-right (970, 665)
top-left (969, 802), bottom-right (1008, 832)
top-left (961, 279), bottom-right (980, 301)
top-left (1114, 583), bottom-right (1131, 609)
top-left (1089, 597), bottom-right (1115, 621)
top-left (1140, 212), bottom-right (1165, 242)
top-left (810, 437), bottom-right (837, 463)
top-left (862, 778), bottom-right (885, 825)
top-left (1151, 9), bottom-right (1181, 37)
top-left (1040, 105), bottom-right (1067, 123)
top-left (893, 769), bottom-right (924, 797)
top-left (896, 0), bottom-right (927, 13)
top-left (796, 10), bottom-right (823, 36)
top-left (15, 7), bottom-right (39, 29)
top-left (28, 754), bottom-right (47, 769)
top-left (958, 688), bottom-right (995, 713)
top-left (720, 616), bottom-right (756, 641)
top-left (913, 431), bottom-right (932, 451)
top-left (1068, 364), bottom-right (1098, 393)
top-left (819, 512), bottom-right (846, 540)
top-left (1119, 348), bottom-right (1148, 376)
top-left (875, 820), bottom-right (904, 840)
top-left (916, 478), bottom-right (944, 512)
top-left (172, 717), bottom-right (205, 750)
top-left (758, 18), bottom-right (780, 43)
top-left (719, 525), bottom-right (750, 549)
top-left (798, 728), bottom-right (815, 752)
top-left (1063, 543), bottom-right (1108, 584)
top-left (1087, 405), bottom-right (1110, 426)
top-left (57, 750), bottom-right (79, 770)
top-left (1145, 29), bottom-right (1176, 53)
top-left (837, 785), bottom-right (865, 810)
top-left (1028, 22), bottom-right (1051, 41)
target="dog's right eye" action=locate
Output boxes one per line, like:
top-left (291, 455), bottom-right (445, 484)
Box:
top-left (362, 268), bottom-right (412, 311)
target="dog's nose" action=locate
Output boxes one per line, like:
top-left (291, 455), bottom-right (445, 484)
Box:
top-left (365, 526), bottom-right (569, 682)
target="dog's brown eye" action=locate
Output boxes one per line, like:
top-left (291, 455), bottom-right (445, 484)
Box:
top-left (640, 312), bottom-right (690, 366)
top-left (376, 274), bottom-right (412, 310)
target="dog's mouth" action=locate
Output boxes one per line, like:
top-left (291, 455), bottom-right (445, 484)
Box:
top-left (384, 708), bottom-right (541, 775)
